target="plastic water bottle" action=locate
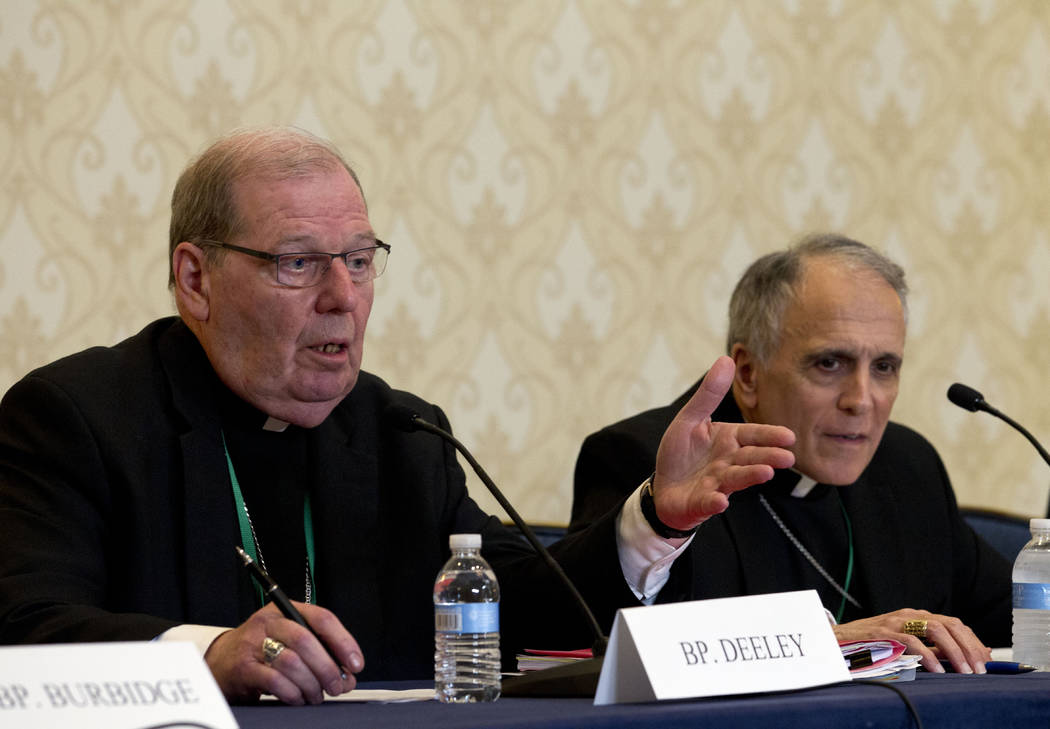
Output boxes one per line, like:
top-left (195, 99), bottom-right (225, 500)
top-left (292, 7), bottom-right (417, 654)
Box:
top-left (1012, 518), bottom-right (1050, 669)
top-left (434, 533), bottom-right (501, 702)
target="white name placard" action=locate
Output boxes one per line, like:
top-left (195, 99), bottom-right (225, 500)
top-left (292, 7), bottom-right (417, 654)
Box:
top-left (0, 642), bottom-right (237, 729)
top-left (595, 590), bottom-right (849, 705)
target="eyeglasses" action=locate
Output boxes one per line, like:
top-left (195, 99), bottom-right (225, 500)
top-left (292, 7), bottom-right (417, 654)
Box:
top-left (196, 239), bottom-right (390, 288)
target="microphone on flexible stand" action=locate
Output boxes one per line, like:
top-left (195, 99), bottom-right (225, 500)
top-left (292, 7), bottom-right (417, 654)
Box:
top-left (384, 404), bottom-right (607, 697)
top-left (947, 383), bottom-right (1050, 467)
top-left (947, 383), bottom-right (1050, 516)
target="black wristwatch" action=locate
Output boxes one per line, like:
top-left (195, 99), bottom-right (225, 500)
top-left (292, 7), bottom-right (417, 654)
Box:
top-left (639, 474), bottom-right (699, 539)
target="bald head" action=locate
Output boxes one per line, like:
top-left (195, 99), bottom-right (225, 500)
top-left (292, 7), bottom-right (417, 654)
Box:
top-left (168, 126), bottom-right (364, 287)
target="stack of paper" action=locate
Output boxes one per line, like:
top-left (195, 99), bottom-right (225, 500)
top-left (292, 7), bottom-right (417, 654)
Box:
top-left (841, 639), bottom-right (920, 681)
top-left (516, 647), bottom-right (593, 672)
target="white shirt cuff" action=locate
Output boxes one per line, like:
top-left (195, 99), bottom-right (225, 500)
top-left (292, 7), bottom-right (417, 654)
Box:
top-left (616, 483), bottom-right (694, 604)
top-left (156, 624), bottom-right (231, 657)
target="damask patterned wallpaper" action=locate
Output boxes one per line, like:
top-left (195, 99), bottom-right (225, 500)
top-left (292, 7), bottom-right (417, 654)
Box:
top-left (1, 0), bottom-right (1048, 523)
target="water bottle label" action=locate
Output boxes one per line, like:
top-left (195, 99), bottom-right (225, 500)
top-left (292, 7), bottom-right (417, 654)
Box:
top-left (1013, 582), bottom-right (1050, 609)
top-left (435, 602), bottom-right (499, 634)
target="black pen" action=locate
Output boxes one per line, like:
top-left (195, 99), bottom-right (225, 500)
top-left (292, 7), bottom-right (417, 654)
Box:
top-left (234, 545), bottom-right (347, 679)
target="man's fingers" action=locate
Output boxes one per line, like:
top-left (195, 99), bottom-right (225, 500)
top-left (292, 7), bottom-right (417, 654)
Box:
top-left (832, 609), bottom-right (990, 677)
top-left (652, 355), bottom-right (796, 531)
top-left (715, 464), bottom-right (777, 493)
top-left (300, 603), bottom-right (364, 678)
top-left (899, 635), bottom-right (942, 673)
top-left (207, 603), bottom-right (362, 705)
top-left (258, 650), bottom-right (311, 704)
top-left (726, 442), bottom-right (797, 470)
top-left (677, 355), bottom-right (736, 423)
top-left (889, 611), bottom-right (989, 675)
top-left (674, 490), bottom-right (733, 526)
top-left (264, 628), bottom-right (328, 703)
top-left (930, 619), bottom-right (988, 674)
top-left (733, 422), bottom-right (797, 449)
top-left (274, 606), bottom-right (361, 699)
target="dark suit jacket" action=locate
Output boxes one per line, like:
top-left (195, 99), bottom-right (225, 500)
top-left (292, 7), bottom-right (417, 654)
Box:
top-left (0, 318), bottom-right (690, 679)
top-left (571, 379), bottom-right (1013, 647)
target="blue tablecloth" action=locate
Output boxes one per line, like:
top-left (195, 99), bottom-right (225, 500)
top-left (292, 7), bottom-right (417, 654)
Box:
top-left (233, 672), bottom-right (1050, 728)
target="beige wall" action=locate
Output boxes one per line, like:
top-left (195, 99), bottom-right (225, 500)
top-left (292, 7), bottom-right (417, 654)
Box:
top-left (1, 0), bottom-right (1048, 524)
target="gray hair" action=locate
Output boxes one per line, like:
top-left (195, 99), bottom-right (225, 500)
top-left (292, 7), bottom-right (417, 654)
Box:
top-left (168, 126), bottom-right (364, 287)
top-left (726, 233), bottom-right (908, 363)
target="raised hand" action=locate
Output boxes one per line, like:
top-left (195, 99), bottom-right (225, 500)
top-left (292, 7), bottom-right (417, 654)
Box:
top-left (652, 356), bottom-right (796, 532)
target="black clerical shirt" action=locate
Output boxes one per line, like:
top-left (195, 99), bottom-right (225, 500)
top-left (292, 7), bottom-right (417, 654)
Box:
top-left (217, 383), bottom-right (312, 608)
top-left (755, 470), bottom-right (867, 623)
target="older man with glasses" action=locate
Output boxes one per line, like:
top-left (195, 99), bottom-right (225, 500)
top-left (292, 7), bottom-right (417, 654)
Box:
top-left (0, 127), bottom-right (795, 704)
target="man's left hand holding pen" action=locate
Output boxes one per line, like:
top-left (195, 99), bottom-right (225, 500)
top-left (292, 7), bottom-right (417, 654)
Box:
top-left (204, 600), bottom-right (365, 704)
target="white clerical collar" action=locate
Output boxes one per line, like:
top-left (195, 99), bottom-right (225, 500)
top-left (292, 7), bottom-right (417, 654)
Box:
top-left (262, 416), bottom-right (290, 432)
top-left (790, 473), bottom-right (818, 498)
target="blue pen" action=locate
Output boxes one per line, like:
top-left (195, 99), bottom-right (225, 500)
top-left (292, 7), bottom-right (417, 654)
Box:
top-left (985, 661), bottom-right (1037, 674)
top-left (938, 659), bottom-right (1037, 674)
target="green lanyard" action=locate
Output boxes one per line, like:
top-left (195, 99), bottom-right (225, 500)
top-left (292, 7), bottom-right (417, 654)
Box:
top-left (835, 495), bottom-right (855, 624)
top-left (222, 432), bottom-right (317, 606)
top-left (760, 488), bottom-right (859, 623)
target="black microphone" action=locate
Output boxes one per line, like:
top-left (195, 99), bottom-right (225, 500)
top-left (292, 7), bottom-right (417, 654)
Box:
top-left (384, 403), bottom-right (608, 697)
top-left (947, 381), bottom-right (1050, 477)
top-left (946, 383), bottom-right (991, 413)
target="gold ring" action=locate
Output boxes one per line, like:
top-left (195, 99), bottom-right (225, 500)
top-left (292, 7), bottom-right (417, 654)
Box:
top-left (903, 619), bottom-right (928, 638)
top-left (262, 637), bottom-right (286, 665)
